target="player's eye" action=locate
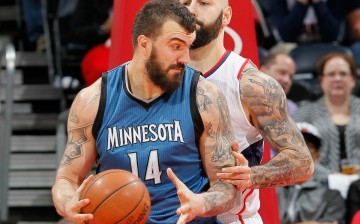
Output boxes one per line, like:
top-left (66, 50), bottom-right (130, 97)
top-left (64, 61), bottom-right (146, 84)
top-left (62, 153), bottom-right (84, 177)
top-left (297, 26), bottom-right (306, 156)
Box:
top-left (180, 0), bottom-right (190, 6)
top-left (173, 45), bottom-right (180, 50)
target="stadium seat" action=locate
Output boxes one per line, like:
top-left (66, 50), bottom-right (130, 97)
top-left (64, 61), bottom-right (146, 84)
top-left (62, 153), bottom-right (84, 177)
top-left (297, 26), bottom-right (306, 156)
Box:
top-left (258, 46), bottom-right (268, 64)
top-left (289, 43), bottom-right (353, 77)
top-left (289, 43), bottom-right (353, 94)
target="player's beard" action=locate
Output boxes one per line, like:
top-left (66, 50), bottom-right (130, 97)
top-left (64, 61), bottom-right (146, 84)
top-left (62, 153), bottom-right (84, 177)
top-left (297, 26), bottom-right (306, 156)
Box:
top-left (191, 11), bottom-right (223, 49)
top-left (145, 46), bottom-right (185, 93)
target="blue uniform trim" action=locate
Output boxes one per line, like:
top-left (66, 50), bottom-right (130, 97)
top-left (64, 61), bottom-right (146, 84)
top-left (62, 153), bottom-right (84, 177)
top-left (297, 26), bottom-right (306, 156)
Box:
top-left (190, 71), bottom-right (204, 150)
top-left (92, 72), bottom-right (108, 140)
top-left (241, 139), bottom-right (264, 167)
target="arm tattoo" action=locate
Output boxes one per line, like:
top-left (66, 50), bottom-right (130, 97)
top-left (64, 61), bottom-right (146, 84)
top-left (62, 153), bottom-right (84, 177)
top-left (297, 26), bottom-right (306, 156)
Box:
top-left (203, 181), bottom-right (236, 216)
top-left (196, 78), bottom-right (237, 215)
top-left (242, 70), bottom-right (313, 187)
top-left (61, 91), bottom-right (99, 167)
top-left (210, 94), bottom-right (234, 165)
top-left (60, 125), bottom-right (91, 167)
top-left (196, 82), bottom-right (213, 112)
top-left (196, 82), bottom-right (234, 166)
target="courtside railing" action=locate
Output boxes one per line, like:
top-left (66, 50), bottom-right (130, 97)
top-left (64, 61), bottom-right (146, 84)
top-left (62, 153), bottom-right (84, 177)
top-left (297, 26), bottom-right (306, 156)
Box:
top-left (0, 42), bottom-right (15, 222)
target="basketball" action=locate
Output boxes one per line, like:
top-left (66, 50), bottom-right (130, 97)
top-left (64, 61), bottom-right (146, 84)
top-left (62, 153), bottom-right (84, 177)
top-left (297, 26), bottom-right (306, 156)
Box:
top-left (80, 169), bottom-right (151, 224)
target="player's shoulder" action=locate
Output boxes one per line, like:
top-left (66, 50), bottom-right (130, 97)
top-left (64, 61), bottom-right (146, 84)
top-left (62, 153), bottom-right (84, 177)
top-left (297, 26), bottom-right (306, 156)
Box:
top-left (241, 60), bottom-right (271, 82)
top-left (68, 79), bottom-right (102, 128)
top-left (227, 51), bottom-right (248, 65)
top-left (240, 60), bottom-right (286, 97)
top-left (196, 75), bottom-right (221, 97)
top-left (77, 79), bottom-right (101, 104)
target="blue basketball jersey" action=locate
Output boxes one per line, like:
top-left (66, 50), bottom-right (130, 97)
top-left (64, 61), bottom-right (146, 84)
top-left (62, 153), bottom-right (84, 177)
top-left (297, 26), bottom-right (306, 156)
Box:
top-left (92, 64), bottom-right (218, 224)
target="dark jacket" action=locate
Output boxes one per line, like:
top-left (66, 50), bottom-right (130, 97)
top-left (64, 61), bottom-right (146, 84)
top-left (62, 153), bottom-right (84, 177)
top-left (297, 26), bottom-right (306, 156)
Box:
top-left (277, 179), bottom-right (346, 224)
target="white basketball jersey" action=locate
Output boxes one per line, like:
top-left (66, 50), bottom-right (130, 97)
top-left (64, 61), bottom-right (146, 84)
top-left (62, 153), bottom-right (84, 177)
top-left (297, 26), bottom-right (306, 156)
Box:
top-left (202, 51), bottom-right (263, 224)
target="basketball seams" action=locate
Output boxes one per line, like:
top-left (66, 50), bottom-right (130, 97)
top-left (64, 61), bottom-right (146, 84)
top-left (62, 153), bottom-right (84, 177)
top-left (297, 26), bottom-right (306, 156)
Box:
top-left (114, 182), bottom-right (146, 224)
top-left (81, 170), bottom-right (134, 201)
top-left (80, 169), bottom-right (150, 223)
top-left (91, 179), bottom-right (143, 215)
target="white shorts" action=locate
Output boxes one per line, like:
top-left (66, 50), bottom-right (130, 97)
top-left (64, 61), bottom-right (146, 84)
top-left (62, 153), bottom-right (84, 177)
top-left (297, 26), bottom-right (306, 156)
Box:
top-left (219, 212), bottom-right (263, 224)
top-left (218, 189), bottom-right (263, 224)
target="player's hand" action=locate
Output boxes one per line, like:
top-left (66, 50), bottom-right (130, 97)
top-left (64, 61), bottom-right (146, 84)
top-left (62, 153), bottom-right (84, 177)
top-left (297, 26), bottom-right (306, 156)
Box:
top-left (167, 168), bottom-right (204, 224)
top-left (216, 151), bottom-right (251, 192)
top-left (63, 175), bottom-right (94, 224)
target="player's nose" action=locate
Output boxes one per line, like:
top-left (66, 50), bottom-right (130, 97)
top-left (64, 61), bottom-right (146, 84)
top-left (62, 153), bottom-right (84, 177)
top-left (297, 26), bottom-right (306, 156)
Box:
top-left (178, 50), bottom-right (190, 64)
top-left (186, 2), bottom-right (199, 17)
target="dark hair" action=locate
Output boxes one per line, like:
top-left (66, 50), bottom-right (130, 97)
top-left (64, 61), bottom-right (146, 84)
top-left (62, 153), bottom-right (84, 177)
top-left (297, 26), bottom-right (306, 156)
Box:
top-left (303, 133), bottom-right (321, 150)
top-left (317, 52), bottom-right (357, 78)
top-left (132, 0), bottom-right (195, 47)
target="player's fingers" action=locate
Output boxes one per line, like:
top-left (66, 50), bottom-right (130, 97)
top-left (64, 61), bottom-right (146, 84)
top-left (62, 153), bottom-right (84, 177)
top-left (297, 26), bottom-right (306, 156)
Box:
top-left (176, 189), bottom-right (187, 203)
top-left (219, 165), bottom-right (251, 175)
top-left (231, 151), bottom-right (248, 166)
top-left (221, 179), bottom-right (251, 189)
top-left (176, 212), bottom-right (190, 224)
top-left (167, 168), bottom-right (185, 190)
top-left (176, 204), bottom-right (191, 215)
top-left (231, 140), bottom-right (240, 152)
top-left (217, 172), bottom-right (250, 180)
top-left (77, 174), bottom-right (94, 194)
top-left (72, 198), bottom-right (90, 213)
top-left (72, 213), bottom-right (94, 224)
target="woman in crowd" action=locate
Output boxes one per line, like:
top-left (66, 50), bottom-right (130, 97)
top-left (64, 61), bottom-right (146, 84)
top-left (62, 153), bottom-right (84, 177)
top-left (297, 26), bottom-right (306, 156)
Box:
top-left (294, 52), bottom-right (360, 183)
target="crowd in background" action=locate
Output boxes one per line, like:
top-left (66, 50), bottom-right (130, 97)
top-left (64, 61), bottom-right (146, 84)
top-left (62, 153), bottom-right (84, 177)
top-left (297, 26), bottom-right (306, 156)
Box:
top-left (6, 0), bottom-right (360, 223)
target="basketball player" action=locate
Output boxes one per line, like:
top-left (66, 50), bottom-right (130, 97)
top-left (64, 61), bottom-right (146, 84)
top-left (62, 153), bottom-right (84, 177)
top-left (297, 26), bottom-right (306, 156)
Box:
top-left (178, 0), bottom-right (314, 223)
top-left (52, 0), bottom-right (240, 223)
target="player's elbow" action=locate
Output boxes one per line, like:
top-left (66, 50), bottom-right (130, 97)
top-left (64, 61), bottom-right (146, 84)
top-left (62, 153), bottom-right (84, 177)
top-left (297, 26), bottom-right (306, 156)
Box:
top-left (302, 152), bottom-right (315, 182)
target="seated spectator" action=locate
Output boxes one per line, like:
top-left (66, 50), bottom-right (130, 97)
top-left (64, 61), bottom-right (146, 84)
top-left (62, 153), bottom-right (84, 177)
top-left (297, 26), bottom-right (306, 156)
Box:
top-left (268, 0), bottom-right (349, 52)
top-left (346, 178), bottom-right (360, 223)
top-left (294, 52), bottom-right (360, 184)
top-left (345, 1), bottom-right (360, 68)
top-left (260, 52), bottom-right (298, 116)
top-left (277, 122), bottom-right (346, 224)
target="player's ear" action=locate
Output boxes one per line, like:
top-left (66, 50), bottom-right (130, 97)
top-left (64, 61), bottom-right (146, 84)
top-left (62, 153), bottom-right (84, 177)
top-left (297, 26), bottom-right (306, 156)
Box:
top-left (137, 35), bottom-right (150, 56)
top-left (138, 35), bottom-right (147, 48)
top-left (222, 6), bottom-right (232, 25)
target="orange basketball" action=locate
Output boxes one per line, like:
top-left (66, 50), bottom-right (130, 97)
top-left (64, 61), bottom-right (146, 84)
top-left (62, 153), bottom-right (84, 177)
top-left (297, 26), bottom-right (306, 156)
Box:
top-left (80, 169), bottom-right (151, 224)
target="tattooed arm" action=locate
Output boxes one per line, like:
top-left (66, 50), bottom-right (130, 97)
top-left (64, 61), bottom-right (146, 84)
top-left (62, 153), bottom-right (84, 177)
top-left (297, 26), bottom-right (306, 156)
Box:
top-left (168, 76), bottom-right (236, 223)
top-left (197, 76), bottom-right (237, 214)
top-left (240, 62), bottom-right (314, 188)
top-left (52, 79), bottom-right (101, 223)
top-left (218, 62), bottom-right (313, 190)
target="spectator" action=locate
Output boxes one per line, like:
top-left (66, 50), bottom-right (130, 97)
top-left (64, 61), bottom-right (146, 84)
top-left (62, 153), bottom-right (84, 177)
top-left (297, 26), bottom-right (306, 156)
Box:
top-left (66, 0), bottom-right (113, 87)
top-left (294, 52), bottom-right (360, 184)
top-left (269, 0), bottom-right (348, 52)
top-left (20, 0), bottom-right (44, 51)
top-left (345, 0), bottom-right (360, 68)
top-left (66, 0), bottom-right (112, 48)
top-left (260, 52), bottom-right (298, 116)
top-left (277, 122), bottom-right (346, 224)
top-left (346, 178), bottom-right (360, 223)
top-left (346, 1), bottom-right (360, 41)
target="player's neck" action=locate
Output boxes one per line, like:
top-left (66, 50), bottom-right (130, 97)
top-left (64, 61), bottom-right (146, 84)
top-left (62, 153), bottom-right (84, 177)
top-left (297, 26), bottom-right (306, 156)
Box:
top-left (189, 37), bottom-right (226, 74)
top-left (127, 60), bottom-right (164, 100)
